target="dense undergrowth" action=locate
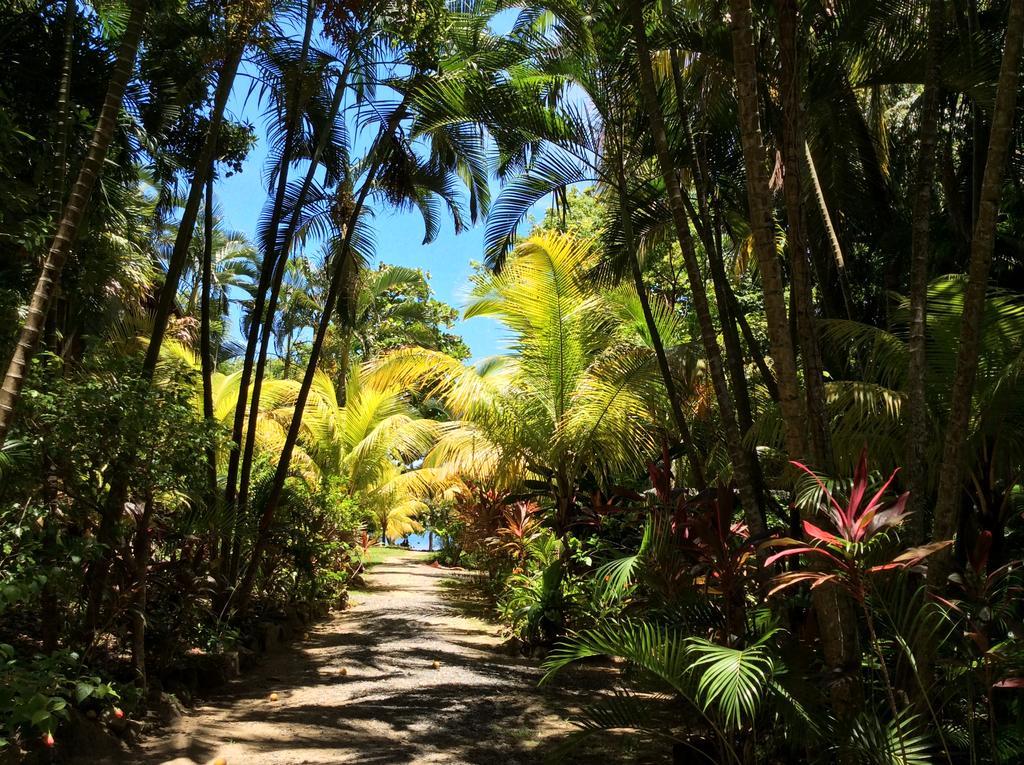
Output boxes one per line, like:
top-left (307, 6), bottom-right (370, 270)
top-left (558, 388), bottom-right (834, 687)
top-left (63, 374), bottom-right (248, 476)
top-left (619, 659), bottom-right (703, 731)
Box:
top-left (3, 0), bottom-right (1024, 761)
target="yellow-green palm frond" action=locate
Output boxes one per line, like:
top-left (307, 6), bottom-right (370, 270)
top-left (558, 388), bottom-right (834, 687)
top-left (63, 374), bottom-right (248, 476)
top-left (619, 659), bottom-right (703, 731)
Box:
top-left (367, 347), bottom-right (512, 420)
top-left (559, 346), bottom-right (664, 479)
top-left (421, 422), bottom-right (519, 489)
top-left (210, 371), bottom-right (242, 424)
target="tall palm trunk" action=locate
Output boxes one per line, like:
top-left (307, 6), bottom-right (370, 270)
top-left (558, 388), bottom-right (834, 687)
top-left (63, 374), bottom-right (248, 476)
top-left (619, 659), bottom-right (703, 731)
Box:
top-left (628, 0), bottom-right (766, 538)
top-left (726, 0), bottom-right (807, 463)
top-left (930, 0), bottom-right (1024, 587)
top-left (141, 45), bottom-right (243, 378)
top-left (131, 491), bottom-right (155, 690)
top-left (0, 0), bottom-right (147, 443)
top-left (669, 49), bottom-right (758, 438)
top-left (730, 0), bottom-right (861, 721)
top-left (774, 0), bottom-right (832, 471)
top-left (905, 0), bottom-right (945, 543)
top-left (50, 0), bottom-right (76, 219)
top-left (223, 2), bottom-right (316, 521)
top-left (236, 68), bottom-right (348, 532)
top-left (615, 172), bottom-right (707, 490)
top-left (233, 102), bottom-right (410, 615)
top-left (201, 173), bottom-right (219, 523)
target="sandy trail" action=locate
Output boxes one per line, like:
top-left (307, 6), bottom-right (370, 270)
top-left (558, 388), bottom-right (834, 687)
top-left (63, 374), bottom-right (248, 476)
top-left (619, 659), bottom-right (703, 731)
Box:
top-left (124, 552), bottom-right (609, 765)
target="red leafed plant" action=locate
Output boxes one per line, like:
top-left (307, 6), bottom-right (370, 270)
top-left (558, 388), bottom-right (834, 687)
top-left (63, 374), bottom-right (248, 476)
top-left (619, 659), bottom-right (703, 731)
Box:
top-left (762, 448), bottom-right (952, 751)
top-left (763, 448), bottom-right (950, 601)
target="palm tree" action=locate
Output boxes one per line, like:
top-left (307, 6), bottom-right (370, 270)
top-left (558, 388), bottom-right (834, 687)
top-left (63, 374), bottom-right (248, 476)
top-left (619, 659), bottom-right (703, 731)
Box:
top-left (627, 0), bottom-right (766, 535)
top-left (0, 0), bottom-right (148, 443)
top-left (372, 232), bottom-right (672, 536)
top-left (233, 0), bottom-right (497, 611)
top-left (263, 368), bottom-right (440, 539)
top-left (903, 0), bottom-right (946, 541)
top-left (930, 0), bottom-right (1024, 585)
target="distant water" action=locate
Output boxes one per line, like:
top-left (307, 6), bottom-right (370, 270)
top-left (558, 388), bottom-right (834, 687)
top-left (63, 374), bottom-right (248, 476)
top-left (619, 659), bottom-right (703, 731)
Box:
top-left (400, 530), bottom-right (434, 551)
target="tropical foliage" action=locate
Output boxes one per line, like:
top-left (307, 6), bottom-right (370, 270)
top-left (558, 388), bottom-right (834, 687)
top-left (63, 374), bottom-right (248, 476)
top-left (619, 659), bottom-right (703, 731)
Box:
top-left (1, 0), bottom-right (1024, 761)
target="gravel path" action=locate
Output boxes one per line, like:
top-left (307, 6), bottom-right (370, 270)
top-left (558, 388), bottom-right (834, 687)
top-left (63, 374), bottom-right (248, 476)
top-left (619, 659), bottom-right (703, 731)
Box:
top-left (127, 552), bottom-right (614, 765)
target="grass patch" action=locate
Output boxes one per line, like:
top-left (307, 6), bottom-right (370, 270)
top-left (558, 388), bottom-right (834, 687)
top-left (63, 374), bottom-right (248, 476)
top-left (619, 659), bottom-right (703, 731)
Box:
top-left (362, 545), bottom-right (422, 566)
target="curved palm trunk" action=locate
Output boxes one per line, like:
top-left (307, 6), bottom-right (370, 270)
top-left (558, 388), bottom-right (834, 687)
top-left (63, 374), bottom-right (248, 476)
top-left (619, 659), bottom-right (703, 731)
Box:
top-left (141, 45), bottom-right (243, 378)
top-left (905, 0), bottom-right (945, 543)
top-left (236, 69), bottom-right (349, 535)
top-left (0, 0), bottom-right (147, 443)
top-left (930, 0), bottom-right (1024, 587)
top-left (223, 2), bottom-right (316, 522)
top-left (616, 178), bottom-right (707, 490)
top-left (628, 0), bottom-right (766, 538)
top-left (726, 0), bottom-right (807, 463)
top-left (201, 173), bottom-right (219, 530)
top-left (233, 102), bottom-right (410, 615)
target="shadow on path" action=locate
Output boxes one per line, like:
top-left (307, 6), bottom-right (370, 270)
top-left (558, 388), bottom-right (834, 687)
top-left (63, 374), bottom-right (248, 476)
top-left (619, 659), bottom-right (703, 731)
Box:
top-left (105, 552), bottom-right (635, 765)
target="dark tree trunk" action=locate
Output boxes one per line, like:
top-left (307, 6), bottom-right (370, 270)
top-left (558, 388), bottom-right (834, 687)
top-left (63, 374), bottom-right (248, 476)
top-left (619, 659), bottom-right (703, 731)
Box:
top-left (236, 65), bottom-right (348, 533)
top-left (233, 100), bottom-right (410, 615)
top-left (224, 1), bottom-right (315, 527)
top-left (726, 0), bottom-right (807, 463)
top-left (774, 0), bottom-right (832, 471)
top-left (50, 0), bottom-right (76, 218)
top-left (131, 494), bottom-right (155, 690)
top-left (628, 0), bottom-right (767, 538)
top-left (730, 0), bottom-right (861, 721)
top-left (141, 45), bottom-right (243, 379)
top-left (905, 0), bottom-right (945, 543)
top-left (930, 0), bottom-right (1024, 587)
top-left (0, 0), bottom-right (147, 443)
top-left (620, 184), bottom-right (707, 491)
top-left (201, 172), bottom-right (219, 546)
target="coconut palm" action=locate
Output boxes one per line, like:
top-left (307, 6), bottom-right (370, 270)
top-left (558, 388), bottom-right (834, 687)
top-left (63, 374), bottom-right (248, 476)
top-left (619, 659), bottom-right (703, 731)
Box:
top-left (371, 232), bottom-right (672, 535)
top-left (0, 0), bottom-right (148, 442)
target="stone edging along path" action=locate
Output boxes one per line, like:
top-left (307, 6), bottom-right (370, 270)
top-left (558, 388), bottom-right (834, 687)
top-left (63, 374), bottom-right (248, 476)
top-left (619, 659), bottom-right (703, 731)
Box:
top-left (97, 551), bottom-right (619, 765)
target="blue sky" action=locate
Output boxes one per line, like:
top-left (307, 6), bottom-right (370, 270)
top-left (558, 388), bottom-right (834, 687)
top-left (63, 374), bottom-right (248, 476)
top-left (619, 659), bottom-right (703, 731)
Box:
top-left (212, 25), bottom-right (532, 363)
top-left (217, 150), bottom-right (504, 360)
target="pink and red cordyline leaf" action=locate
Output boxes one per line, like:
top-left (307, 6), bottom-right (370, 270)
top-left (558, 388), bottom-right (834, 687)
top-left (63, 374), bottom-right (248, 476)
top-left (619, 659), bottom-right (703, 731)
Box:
top-left (768, 571), bottom-right (838, 597)
top-left (846, 448), bottom-right (871, 531)
top-left (763, 545), bottom-right (844, 568)
top-left (993, 678), bottom-right (1024, 689)
top-left (803, 520), bottom-right (842, 545)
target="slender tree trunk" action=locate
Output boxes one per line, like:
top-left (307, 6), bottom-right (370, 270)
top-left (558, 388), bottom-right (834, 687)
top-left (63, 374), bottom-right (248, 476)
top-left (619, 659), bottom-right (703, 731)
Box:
top-left (726, 0), bottom-right (807, 463)
top-left (224, 2), bottom-right (315, 521)
top-left (670, 61), bottom-right (758, 437)
top-left (141, 45), bottom-right (243, 378)
top-left (774, 0), bottom-right (832, 471)
top-left (905, 0), bottom-right (946, 543)
top-left (0, 0), bottom-right (147, 443)
top-left (131, 494), bottom-right (155, 691)
top-left (730, 0), bottom-right (862, 721)
top-left (234, 100), bottom-right (410, 615)
top-left (50, 0), bottom-right (76, 219)
top-left (804, 140), bottom-right (853, 318)
top-left (930, 0), bottom-right (1024, 588)
top-left (616, 175), bottom-right (707, 490)
top-left (628, 0), bottom-right (766, 538)
top-left (201, 172), bottom-right (219, 536)
top-left (236, 66), bottom-right (348, 528)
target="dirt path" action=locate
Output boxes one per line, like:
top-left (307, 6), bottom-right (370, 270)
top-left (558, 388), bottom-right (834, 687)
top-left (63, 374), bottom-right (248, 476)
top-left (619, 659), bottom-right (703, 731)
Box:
top-left (127, 552), bottom-right (612, 765)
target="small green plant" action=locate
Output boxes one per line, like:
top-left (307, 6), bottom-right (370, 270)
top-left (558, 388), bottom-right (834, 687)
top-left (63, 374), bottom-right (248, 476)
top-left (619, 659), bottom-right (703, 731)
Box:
top-left (0, 645), bottom-right (119, 750)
